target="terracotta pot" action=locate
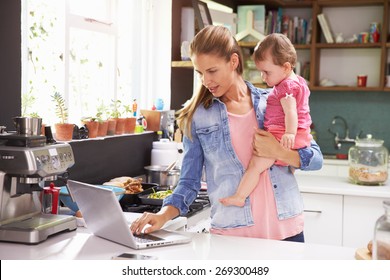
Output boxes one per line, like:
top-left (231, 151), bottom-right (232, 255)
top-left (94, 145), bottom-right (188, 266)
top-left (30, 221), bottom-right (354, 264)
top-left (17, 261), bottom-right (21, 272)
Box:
top-left (84, 121), bottom-right (99, 138)
top-left (97, 120), bottom-right (108, 137)
top-left (114, 118), bottom-right (126, 135)
top-left (54, 123), bottom-right (74, 141)
top-left (107, 119), bottom-right (117, 135)
top-left (124, 117), bottom-right (137, 134)
top-left (41, 124), bottom-right (46, 136)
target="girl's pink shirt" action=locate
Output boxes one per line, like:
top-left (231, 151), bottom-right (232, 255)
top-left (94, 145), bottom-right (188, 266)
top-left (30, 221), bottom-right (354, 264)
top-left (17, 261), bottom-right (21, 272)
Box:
top-left (210, 108), bottom-right (304, 240)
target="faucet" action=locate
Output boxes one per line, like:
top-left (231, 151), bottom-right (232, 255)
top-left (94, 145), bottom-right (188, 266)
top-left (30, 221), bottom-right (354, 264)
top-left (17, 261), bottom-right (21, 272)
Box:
top-left (328, 116), bottom-right (359, 150)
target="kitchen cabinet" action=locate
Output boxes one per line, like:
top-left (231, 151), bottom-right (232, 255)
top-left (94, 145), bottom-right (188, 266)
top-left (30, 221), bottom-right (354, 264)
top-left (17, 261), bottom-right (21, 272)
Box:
top-left (302, 192), bottom-right (387, 248)
top-left (296, 160), bottom-right (390, 248)
top-left (171, 0), bottom-right (390, 96)
top-left (302, 192), bottom-right (343, 246)
top-left (343, 195), bottom-right (384, 248)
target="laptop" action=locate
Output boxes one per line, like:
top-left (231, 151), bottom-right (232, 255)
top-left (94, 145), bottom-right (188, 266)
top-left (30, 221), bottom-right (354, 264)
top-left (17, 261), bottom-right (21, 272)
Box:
top-left (67, 180), bottom-right (191, 249)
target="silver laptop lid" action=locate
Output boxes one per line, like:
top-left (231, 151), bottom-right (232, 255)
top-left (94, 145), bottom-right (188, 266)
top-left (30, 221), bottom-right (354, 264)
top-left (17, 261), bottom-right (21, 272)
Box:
top-left (67, 180), bottom-right (137, 248)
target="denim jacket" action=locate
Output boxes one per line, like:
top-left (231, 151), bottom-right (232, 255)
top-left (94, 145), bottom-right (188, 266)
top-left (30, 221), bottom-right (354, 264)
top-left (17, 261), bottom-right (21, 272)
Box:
top-left (163, 81), bottom-right (323, 229)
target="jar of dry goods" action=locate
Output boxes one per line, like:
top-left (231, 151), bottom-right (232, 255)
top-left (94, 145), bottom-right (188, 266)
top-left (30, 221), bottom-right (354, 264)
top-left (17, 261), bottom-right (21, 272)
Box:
top-left (372, 201), bottom-right (390, 260)
top-left (348, 134), bottom-right (388, 185)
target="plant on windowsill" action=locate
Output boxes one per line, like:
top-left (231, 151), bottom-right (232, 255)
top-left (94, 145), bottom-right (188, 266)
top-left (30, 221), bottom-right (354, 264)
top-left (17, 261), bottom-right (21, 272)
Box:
top-left (123, 104), bottom-right (136, 134)
top-left (21, 91), bottom-right (45, 135)
top-left (109, 99), bottom-right (125, 135)
top-left (95, 101), bottom-right (109, 137)
top-left (81, 116), bottom-right (99, 139)
top-left (51, 92), bottom-right (74, 141)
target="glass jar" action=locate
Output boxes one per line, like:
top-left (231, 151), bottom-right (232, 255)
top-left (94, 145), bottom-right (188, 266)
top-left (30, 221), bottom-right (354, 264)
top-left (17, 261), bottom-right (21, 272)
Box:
top-left (348, 134), bottom-right (388, 185)
top-left (372, 201), bottom-right (390, 260)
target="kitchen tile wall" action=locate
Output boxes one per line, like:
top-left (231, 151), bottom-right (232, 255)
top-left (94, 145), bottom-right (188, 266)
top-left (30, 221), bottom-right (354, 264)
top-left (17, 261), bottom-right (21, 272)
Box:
top-left (309, 90), bottom-right (390, 155)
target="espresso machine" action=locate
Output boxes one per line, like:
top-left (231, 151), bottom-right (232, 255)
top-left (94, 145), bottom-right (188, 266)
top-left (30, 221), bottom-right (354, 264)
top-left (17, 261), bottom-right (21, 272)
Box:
top-left (0, 121), bottom-right (77, 244)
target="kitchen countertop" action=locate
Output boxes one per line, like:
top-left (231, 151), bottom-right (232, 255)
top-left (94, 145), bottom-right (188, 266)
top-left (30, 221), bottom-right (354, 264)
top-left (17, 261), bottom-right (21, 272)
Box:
top-left (0, 225), bottom-right (356, 260)
top-left (1, 160), bottom-right (375, 261)
top-left (296, 174), bottom-right (390, 198)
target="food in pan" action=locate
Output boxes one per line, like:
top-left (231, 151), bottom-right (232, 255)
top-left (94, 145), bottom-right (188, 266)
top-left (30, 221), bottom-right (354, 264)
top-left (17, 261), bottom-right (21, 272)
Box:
top-left (147, 189), bottom-right (173, 199)
top-left (104, 176), bottom-right (144, 194)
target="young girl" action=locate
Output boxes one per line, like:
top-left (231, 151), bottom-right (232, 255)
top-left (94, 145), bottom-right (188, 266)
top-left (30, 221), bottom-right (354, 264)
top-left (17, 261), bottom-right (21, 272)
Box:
top-left (220, 33), bottom-right (313, 207)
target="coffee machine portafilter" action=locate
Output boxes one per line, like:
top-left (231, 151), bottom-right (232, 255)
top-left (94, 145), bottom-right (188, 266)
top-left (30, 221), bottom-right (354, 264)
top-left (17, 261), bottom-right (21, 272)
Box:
top-left (0, 135), bottom-right (77, 244)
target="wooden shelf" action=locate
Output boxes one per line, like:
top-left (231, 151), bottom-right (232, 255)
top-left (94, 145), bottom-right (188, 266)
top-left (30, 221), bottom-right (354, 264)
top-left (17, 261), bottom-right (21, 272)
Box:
top-left (315, 42), bottom-right (383, 49)
top-left (238, 41), bottom-right (310, 49)
top-left (172, 0), bottom-right (390, 94)
top-left (310, 86), bottom-right (384, 91)
top-left (171, 61), bottom-right (193, 68)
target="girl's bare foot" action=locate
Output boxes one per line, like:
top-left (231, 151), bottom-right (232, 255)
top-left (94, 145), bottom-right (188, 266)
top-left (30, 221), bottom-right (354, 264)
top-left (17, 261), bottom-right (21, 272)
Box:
top-left (219, 194), bottom-right (245, 207)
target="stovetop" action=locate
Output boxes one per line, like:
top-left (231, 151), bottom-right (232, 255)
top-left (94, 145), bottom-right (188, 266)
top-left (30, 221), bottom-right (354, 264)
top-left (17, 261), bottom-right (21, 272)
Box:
top-left (121, 190), bottom-right (210, 218)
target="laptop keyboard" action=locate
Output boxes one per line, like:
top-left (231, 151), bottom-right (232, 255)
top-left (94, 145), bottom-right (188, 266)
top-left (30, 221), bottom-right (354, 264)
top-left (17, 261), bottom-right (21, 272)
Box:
top-left (133, 233), bottom-right (163, 243)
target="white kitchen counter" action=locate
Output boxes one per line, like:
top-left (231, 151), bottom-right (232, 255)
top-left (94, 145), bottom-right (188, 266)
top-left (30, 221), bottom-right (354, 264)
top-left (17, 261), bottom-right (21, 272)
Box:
top-left (0, 225), bottom-right (356, 260)
top-left (295, 158), bottom-right (390, 199)
top-left (296, 174), bottom-right (390, 198)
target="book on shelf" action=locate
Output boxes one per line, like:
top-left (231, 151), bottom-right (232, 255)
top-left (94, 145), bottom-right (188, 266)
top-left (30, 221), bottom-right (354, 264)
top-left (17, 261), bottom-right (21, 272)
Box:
top-left (317, 13), bottom-right (334, 43)
top-left (266, 9), bottom-right (311, 45)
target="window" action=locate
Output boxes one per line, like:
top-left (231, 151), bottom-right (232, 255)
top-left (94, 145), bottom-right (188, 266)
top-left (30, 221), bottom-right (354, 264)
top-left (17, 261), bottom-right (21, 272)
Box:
top-left (22, 0), bottom-right (171, 127)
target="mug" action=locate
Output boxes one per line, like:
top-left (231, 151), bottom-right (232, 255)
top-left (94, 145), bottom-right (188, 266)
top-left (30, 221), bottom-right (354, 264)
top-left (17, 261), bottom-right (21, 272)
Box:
top-left (357, 75), bottom-right (367, 87)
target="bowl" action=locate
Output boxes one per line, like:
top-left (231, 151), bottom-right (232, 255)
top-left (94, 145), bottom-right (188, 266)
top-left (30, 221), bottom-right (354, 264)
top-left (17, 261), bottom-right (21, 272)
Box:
top-left (59, 185), bottom-right (125, 213)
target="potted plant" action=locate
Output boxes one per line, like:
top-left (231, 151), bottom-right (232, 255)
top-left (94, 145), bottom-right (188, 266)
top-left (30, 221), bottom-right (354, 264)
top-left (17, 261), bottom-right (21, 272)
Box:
top-left (51, 92), bottom-right (74, 141)
top-left (109, 99), bottom-right (125, 135)
top-left (96, 102), bottom-right (109, 137)
top-left (81, 116), bottom-right (99, 139)
top-left (123, 104), bottom-right (136, 134)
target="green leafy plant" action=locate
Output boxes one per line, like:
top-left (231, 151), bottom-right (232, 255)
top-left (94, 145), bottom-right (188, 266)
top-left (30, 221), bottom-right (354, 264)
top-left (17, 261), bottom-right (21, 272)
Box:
top-left (110, 99), bottom-right (122, 118)
top-left (51, 92), bottom-right (68, 124)
top-left (81, 116), bottom-right (98, 123)
top-left (21, 89), bottom-right (38, 117)
top-left (123, 104), bottom-right (133, 117)
top-left (96, 101), bottom-right (109, 122)
top-left (29, 112), bottom-right (41, 118)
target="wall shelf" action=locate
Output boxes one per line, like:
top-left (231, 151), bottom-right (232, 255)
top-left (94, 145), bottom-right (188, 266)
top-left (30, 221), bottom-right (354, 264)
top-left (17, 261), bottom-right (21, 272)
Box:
top-left (171, 61), bottom-right (193, 68)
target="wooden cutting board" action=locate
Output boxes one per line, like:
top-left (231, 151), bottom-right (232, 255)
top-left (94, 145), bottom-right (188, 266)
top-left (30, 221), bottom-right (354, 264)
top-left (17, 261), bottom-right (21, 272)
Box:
top-left (355, 248), bottom-right (372, 260)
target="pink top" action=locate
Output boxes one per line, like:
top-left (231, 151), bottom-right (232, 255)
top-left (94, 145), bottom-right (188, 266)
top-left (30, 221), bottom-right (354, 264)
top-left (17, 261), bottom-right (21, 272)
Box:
top-left (264, 75), bottom-right (312, 130)
top-left (210, 108), bottom-right (304, 240)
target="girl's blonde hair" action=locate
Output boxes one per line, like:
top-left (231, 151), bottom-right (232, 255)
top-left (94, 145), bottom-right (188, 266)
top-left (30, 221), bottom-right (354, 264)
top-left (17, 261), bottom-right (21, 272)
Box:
top-left (176, 25), bottom-right (243, 138)
top-left (253, 33), bottom-right (297, 68)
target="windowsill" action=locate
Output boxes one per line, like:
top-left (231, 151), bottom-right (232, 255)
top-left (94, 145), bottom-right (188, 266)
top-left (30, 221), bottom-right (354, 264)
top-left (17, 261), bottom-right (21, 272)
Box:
top-left (56, 131), bottom-right (154, 143)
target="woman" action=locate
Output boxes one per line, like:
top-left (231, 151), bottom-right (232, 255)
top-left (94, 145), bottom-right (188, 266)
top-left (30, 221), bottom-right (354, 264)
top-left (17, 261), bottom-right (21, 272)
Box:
top-left (131, 26), bottom-right (322, 242)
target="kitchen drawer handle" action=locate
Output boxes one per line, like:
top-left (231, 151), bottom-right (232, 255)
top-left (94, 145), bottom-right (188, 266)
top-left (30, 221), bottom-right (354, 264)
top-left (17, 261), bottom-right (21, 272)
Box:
top-left (303, 209), bottom-right (322, 214)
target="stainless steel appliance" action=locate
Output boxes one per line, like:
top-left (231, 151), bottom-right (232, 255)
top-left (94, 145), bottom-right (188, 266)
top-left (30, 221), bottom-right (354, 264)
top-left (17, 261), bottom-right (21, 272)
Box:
top-left (0, 132), bottom-right (77, 244)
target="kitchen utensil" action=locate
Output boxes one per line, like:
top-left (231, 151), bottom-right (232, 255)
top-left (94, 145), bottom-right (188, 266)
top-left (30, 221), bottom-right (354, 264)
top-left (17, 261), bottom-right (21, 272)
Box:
top-left (165, 160), bottom-right (178, 171)
top-left (144, 165), bottom-right (180, 189)
top-left (119, 182), bottom-right (158, 206)
top-left (138, 187), bottom-right (172, 206)
top-left (13, 116), bottom-right (42, 135)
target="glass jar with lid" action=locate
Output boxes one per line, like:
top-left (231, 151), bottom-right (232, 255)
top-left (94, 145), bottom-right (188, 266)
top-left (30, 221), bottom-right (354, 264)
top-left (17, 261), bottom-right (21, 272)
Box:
top-left (348, 134), bottom-right (388, 185)
top-left (372, 201), bottom-right (390, 260)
